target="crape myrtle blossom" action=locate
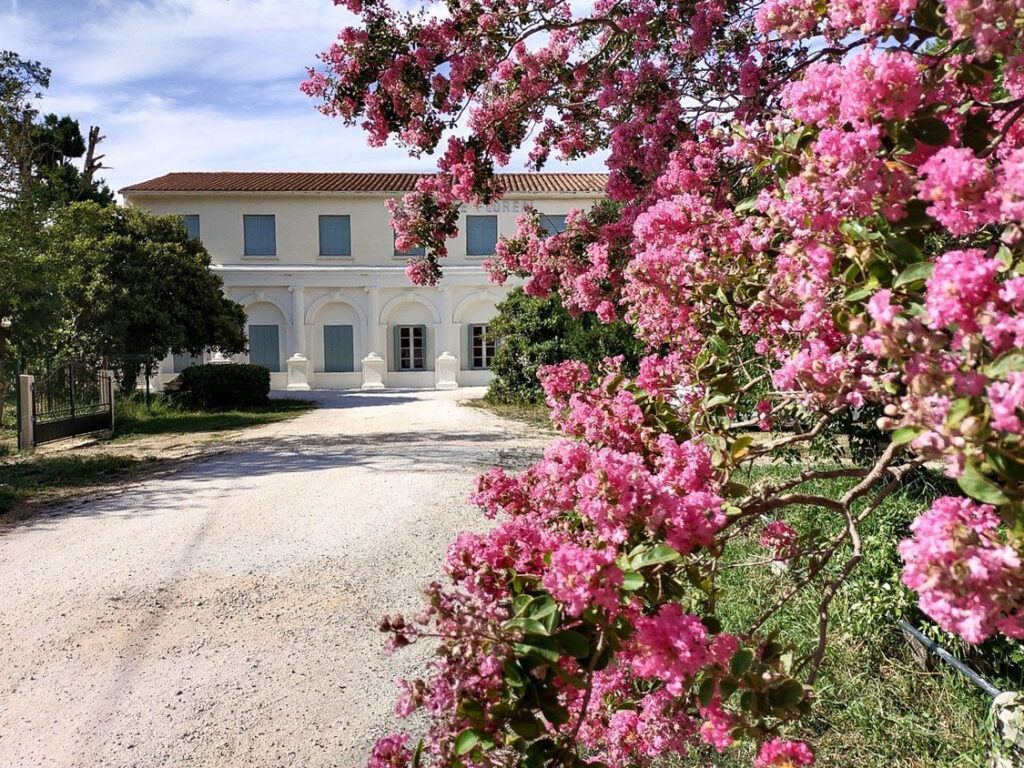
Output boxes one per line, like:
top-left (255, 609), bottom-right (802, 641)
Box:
top-left (306, 1), bottom-right (1024, 766)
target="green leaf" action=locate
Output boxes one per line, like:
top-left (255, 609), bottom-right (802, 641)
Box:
top-left (411, 740), bottom-right (424, 768)
top-left (730, 648), bottom-right (754, 677)
top-left (527, 596), bottom-right (558, 621)
top-left (698, 677), bottom-right (717, 708)
top-left (893, 261), bottom-right (934, 288)
top-left (621, 571), bottom-right (645, 591)
top-left (731, 435), bottom-right (754, 460)
top-left (513, 641), bottom-right (561, 664)
top-left (504, 618), bottom-right (549, 636)
top-left (891, 425), bottom-right (923, 445)
top-left (510, 718), bottom-right (543, 739)
top-left (769, 679), bottom-right (805, 710)
top-left (957, 462), bottom-right (1010, 505)
top-left (455, 729), bottom-right (480, 756)
top-left (631, 543), bottom-right (682, 569)
top-left (735, 196), bottom-right (758, 213)
top-left (907, 116), bottom-right (951, 146)
top-left (553, 630), bottom-right (591, 659)
top-left (883, 236), bottom-right (922, 266)
top-left (986, 351), bottom-right (1024, 378)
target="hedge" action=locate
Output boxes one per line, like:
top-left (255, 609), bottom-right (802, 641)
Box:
top-left (173, 363), bottom-right (270, 410)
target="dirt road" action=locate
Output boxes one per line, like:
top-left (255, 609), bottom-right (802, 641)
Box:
top-left (0, 389), bottom-right (546, 768)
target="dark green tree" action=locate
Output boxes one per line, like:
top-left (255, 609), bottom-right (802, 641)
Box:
top-left (486, 287), bottom-right (643, 404)
top-left (46, 203), bottom-right (248, 390)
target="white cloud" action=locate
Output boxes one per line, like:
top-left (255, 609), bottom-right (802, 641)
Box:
top-left (3, 0), bottom-right (607, 200)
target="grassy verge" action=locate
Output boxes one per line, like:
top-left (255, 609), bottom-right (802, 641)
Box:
top-left (0, 454), bottom-right (154, 515)
top-left (464, 398), bottom-right (554, 431)
top-left (688, 464), bottom-right (992, 767)
top-left (113, 396), bottom-right (315, 439)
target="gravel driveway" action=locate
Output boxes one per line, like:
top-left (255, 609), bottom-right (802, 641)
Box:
top-left (0, 388), bottom-right (548, 768)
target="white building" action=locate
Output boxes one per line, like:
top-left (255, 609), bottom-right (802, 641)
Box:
top-left (121, 172), bottom-right (606, 391)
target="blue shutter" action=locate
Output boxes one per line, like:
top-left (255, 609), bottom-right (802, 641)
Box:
top-left (319, 216), bottom-right (351, 256)
top-left (182, 215), bottom-right (200, 240)
top-left (540, 214), bottom-right (567, 236)
top-left (324, 325), bottom-right (354, 372)
top-left (466, 216), bottom-right (498, 255)
top-left (248, 325), bottom-right (280, 372)
top-left (244, 215), bottom-right (276, 256)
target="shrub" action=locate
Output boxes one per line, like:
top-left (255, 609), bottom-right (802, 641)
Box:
top-left (173, 363), bottom-right (270, 410)
top-left (487, 288), bottom-right (643, 405)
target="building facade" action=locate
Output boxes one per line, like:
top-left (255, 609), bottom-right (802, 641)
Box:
top-left (121, 172), bottom-right (606, 391)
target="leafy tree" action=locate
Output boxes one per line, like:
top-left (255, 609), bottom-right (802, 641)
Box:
top-left (45, 203), bottom-right (247, 390)
top-left (307, 2), bottom-right (1024, 767)
top-left (487, 287), bottom-right (642, 405)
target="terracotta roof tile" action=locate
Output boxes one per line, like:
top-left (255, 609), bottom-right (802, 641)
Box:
top-left (121, 171), bottom-right (608, 195)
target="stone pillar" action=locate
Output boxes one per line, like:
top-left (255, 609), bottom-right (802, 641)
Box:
top-left (438, 287), bottom-right (455, 354)
top-left (361, 353), bottom-right (386, 390)
top-left (289, 285), bottom-right (307, 357)
top-left (98, 369), bottom-right (115, 432)
top-left (435, 352), bottom-right (459, 390)
top-left (18, 374), bottom-right (33, 449)
top-left (287, 285), bottom-right (312, 390)
top-left (364, 286), bottom-right (382, 354)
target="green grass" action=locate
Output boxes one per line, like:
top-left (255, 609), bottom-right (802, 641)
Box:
top-left (686, 465), bottom-right (992, 768)
top-left (113, 396), bottom-right (315, 439)
top-left (465, 398), bottom-right (554, 430)
top-left (0, 454), bottom-right (150, 515)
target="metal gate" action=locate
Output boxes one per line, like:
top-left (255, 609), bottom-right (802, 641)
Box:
top-left (31, 360), bottom-right (113, 445)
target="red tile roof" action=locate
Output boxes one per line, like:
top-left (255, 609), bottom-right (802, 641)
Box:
top-left (121, 171), bottom-right (608, 195)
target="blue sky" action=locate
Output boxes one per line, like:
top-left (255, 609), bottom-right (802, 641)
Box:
top-left (2, 0), bottom-right (599, 198)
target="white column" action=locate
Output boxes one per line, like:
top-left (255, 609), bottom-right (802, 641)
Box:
top-left (439, 287), bottom-right (458, 355)
top-left (365, 286), bottom-right (384, 355)
top-left (289, 285), bottom-right (307, 358)
top-left (286, 285), bottom-right (311, 390)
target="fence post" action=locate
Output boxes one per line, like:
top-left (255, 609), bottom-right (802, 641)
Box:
top-left (98, 369), bottom-right (115, 433)
top-left (18, 374), bottom-right (33, 449)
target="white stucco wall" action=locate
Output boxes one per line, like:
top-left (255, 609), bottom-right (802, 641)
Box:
top-left (125, 187), bottom-right (600, 390)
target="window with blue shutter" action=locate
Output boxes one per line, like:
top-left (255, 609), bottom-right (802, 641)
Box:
top-left (248, 324), bottom-right (280, 371)
top-left (393, 230), bottom-right (426, 257)
top-left (323, 325), bottom-right (355, 372)
top-left (468, 324), bottom-right (497, 369)
top-left (182, 215), bottom-right (201, 240)
top-left (172, 352), bottom-right (202, 373)
top-left (243, 215), bottom-right (277, 256)
top-left (394, 325), bottom-right (426, 371)
top-left (539, 214), bottom-right (567, 237)
top-left (319, 215), bottom-right (352, 257)
top-left (466, 215), bottom-right (498, 256)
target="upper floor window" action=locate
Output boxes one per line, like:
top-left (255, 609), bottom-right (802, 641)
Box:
top-left (243, 214), bottom-right (277, 256)
top-left (466, 215), bottom-right (498, 256)
top-left (394, 230), bottom-right (425, 257)
top-left (319, 215), bottom-right (352, 257)
top-left (539, 214), bottom-right (567, 237)
top-left (182, 214), bottom-right (201, 240)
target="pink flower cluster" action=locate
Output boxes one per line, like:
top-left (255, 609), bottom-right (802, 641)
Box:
top-left (900, 497), bottom-right (1024, 643)
top-left (627, 605), bottom-right (711, 695)
top-left (541, 544), bottom-right (624, 617)
top-left (754, 738), bottom-right (815, 767)
top-left (761, 521), bottom-right (799, 561)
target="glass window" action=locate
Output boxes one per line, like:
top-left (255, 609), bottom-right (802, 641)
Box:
top-left (539, 214), bottom-right (567, 237)
top-left (466, 215), bottom-right (498, 256)
top-left (393, 230), bottom-right (425, 257)
top-left (172, 352), bottom-right (202, 373)
top-left (469, 324), bottom-right (497, 370)
top-left (248, 324), bottom-right (280, 372)
top-left (319, 215), bottom-right (351, 257)
top-left (243, 215), bottom-right (277, 256)
top-left (324, 325), bottom-right (355, 372)
top-left (182, 215), bottom-right (201, 240)
top-left (395, 325), bottom-right (426, 371)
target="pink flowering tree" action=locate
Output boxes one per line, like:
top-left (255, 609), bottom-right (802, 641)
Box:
top-left (306, 1), bottom-right (1024, 765)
